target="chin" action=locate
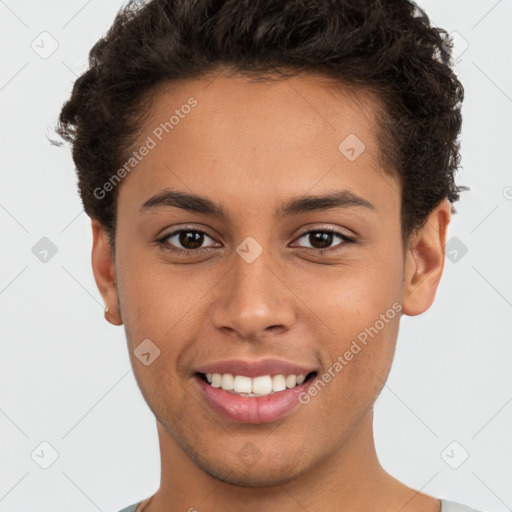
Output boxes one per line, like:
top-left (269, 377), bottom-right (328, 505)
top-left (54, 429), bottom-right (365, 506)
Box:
top-left (169, 427), bottom-right (315, 488)
top-left (197, 457), bottom-right (311, 488)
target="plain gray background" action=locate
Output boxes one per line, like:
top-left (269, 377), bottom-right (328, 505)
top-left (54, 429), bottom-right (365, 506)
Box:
top-left (1, 0), bottom-right (511, 510)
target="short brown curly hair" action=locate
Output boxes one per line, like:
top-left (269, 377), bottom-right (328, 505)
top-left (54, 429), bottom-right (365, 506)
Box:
top-left (53, 0), bottom-right (467, 252)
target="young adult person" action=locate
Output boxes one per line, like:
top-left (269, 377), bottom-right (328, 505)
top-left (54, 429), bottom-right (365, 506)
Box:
top-left (55, 1), bottom-right (481, 511)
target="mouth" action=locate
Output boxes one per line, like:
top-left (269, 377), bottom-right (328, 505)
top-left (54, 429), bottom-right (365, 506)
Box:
top-left (194, 369), bottom-right (319, 424)
top-left (196, 370), bottom-right (318, 397)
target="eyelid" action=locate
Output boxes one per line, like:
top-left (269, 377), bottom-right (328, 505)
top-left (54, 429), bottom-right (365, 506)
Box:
top-left (158, 223), bottom-right (217, 237)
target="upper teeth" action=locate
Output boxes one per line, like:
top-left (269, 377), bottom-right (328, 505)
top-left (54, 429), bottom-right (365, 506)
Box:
top-left (206, 373), bottom-right (307, 396)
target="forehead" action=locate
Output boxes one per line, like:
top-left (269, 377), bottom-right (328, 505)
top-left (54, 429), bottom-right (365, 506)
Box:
top-left (117, 72), bottom-right (399, 220)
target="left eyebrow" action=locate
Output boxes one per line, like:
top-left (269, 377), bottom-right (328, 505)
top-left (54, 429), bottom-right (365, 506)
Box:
top-left (275, 189), bottom-right (376, 217)
top-left (139, 187), bottom-right (376, 218)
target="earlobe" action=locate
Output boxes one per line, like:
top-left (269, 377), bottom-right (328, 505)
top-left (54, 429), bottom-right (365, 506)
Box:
top-left (91, 219), bottom-right (123, 326)
top-left (401, 198), bottom-right (452, 316)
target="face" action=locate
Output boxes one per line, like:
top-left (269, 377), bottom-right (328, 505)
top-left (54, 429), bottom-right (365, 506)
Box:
top-left (93, 71), bottom-right (449, 487)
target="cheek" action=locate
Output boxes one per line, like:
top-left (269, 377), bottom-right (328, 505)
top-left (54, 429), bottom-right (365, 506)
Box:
top-left (298, 256), bottom-right (402, 409)
top-left (116, 253), bottom-right (206, 339)
top-left (299, 255), bottom-right (403, 339)
top-left (308, 310), bottom-right (399, 431)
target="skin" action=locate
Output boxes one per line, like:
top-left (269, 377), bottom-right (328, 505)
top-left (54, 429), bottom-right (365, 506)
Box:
top-left (91, 72), bottom-right (451, 512)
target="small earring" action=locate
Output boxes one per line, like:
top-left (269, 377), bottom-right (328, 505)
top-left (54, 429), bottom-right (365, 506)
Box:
top-left (105, 305), bottom-right (122, 325)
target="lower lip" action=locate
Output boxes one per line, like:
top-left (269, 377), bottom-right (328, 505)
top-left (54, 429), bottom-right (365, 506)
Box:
top-left (194, 374), bottom-right (316, 424)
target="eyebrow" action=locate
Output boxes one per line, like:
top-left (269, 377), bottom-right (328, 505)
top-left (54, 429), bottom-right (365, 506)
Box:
top-left (139, 188), bottom-right (376, 218)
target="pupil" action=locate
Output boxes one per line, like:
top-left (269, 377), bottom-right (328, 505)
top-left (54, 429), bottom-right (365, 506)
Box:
top-left (311, 232), bottom-right (332, 249)
top-left (180, 231), bottom-right (203, 249)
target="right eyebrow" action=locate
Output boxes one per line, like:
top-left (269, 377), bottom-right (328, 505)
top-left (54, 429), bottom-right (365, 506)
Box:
top-left (139, 188), bottom-right (228, 219)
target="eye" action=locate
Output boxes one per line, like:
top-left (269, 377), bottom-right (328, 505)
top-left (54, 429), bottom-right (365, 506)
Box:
top-left (157, 228), bottom-right (219, 254)
top-left (293, 228), bottom-right (355, 251)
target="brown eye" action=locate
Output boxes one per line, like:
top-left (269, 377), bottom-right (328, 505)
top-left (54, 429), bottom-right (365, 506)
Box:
top-left (294, 229), bottom-right (354, 251)
top-left (159, 229), bottom-right (218, 252)
top-left (308, 232), bottom-right (333, 249)
top-left (178, 231), bottom-right (204, 249)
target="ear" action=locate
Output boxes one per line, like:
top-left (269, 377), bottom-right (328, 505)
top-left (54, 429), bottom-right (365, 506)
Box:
top-left (91, 219), bottom-right (123, 326)
top-left (401, 198), bottom-right (452, 316)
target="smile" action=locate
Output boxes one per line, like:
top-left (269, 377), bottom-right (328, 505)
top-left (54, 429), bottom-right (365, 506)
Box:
top-left (195, 371), bottom-right (318, 424)
top-left (200, 371), bottom-right (316, 396)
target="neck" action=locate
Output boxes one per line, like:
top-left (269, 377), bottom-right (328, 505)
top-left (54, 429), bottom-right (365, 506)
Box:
top-left (142, 408), bottom-right (440, 512)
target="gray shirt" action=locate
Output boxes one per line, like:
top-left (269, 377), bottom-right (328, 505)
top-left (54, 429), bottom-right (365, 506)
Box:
top-left (116, 498), bottom-right (487, 512)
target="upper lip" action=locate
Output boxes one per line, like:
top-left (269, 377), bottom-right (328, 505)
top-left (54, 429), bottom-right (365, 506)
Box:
top-left (194, 358), bottom-right (317, 378)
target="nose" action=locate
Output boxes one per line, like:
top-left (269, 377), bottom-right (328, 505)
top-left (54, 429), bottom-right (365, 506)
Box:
top-left (210, 248), bottom-right (296, 341)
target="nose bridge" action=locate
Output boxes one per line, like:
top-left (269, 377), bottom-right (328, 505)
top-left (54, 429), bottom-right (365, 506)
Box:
top-left (211, 239), bottom-right (295, 338)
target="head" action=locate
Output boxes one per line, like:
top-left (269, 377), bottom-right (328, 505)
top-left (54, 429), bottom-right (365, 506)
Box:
top-left (54, 0), bottom-right (466, 487)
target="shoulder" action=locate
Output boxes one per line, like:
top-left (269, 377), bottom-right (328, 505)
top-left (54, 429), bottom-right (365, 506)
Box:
top-left (441, 499), bottom-right (489, 512)
top-left (115, 503), bottom-right (141, 512)
top-left (116, 498), bottom-right (487, 512)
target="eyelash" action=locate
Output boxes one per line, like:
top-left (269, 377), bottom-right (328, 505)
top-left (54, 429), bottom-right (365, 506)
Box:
top-left (155, 227), bottom-right (355, 257)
